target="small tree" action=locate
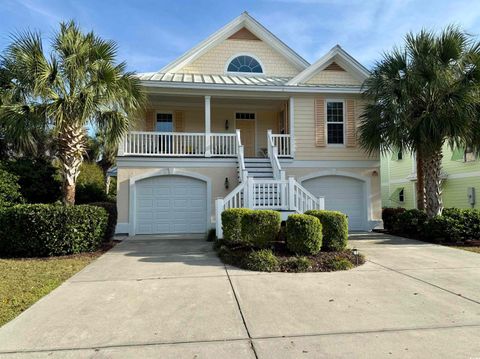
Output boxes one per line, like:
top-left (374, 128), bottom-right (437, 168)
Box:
top-left (0, 21), bottom-right (144, 204)
top-left (360, 26), bottom-right (480, 217)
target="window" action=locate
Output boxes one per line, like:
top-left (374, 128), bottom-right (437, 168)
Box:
top-left (235, 112), bottom-right (255, 120)
top-left (398, 189), bottom-right (405, 202)
top-left (326, 101), bottom-right (344, 145)
top-left (156, 113), bottom-right (173, 132)
top-left (227, 55), bottom-right (263, 73)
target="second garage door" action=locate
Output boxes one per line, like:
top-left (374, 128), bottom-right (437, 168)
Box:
top-left (302, 175), bottom-right (366, 230)
top-left (135, 175), bottom-right (207, 235)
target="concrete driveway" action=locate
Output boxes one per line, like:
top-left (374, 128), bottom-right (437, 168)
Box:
top-left (0, 233), bottom-right (479, 358)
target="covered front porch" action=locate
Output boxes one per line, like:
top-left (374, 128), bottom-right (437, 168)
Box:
top-left (118, 95), bottom-right (294, 158)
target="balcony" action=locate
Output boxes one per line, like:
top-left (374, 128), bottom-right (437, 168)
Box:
top-left (119, 131), bottom-right (292, 158)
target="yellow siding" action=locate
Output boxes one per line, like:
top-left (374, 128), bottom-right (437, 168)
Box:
top-left (180, 39), bottom-right (300, 77)
top-left (305, 70), bottom-right (361, 85)
top-left (294, 96), bottom-right (378, 161)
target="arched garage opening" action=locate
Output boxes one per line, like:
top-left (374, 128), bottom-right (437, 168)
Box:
top-left (129, 169), bottom-right (211, 235)
top-left (300, 171), bottom-right (369, 230)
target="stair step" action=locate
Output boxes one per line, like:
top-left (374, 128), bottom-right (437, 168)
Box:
top-left (244, 158), bottom-right (270, 163)
top-left (246, 168), bottom-right (273, 172)
top-left (243, 162), bottom-right (272, 168)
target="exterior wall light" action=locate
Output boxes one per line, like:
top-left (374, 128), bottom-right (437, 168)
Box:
top-left (224, 177), bottom-right (229, 189)
top-left (225, 119), bottom-right (229, 130)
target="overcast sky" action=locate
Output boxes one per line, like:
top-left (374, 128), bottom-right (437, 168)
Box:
top-left (1, 0), bottom-right (480, 72)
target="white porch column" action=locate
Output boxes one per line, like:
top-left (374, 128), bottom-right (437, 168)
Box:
top-left (205, 95), bottom-right (211, 157)
top-left (289, 97), bottom-right (295, 158)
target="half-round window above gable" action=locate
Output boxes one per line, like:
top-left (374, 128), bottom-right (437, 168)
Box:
top-left (227, 55), bottom-right (263, 73)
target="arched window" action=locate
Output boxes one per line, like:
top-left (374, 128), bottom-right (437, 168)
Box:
top-left (227, 55), bottom-right (263, 73)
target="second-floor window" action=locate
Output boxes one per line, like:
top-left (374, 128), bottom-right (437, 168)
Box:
top-left (326, 101), bottom-right (344, 145)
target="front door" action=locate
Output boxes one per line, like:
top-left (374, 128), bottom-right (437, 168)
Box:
top-left (236, 119), bottom-right (255, 157)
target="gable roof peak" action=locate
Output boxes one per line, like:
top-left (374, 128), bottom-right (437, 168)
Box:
top-left (287, 45), bottom-right (370, 85)
top-left (159, 12), bottom-right (309, 73)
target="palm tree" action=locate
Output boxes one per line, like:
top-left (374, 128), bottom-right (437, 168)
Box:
top-left (0, 21), bottom-right (144, 204)
top-left (360, 26), bottom-right (480, 218)
top-left (85, 131), bottom-right (117, 194)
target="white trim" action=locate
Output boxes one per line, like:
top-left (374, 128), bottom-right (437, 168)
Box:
top-left (117, 157), bottom-right (237, 167)
top-left (115, 222), bottom-right (129, 234)
top-left (289, 97), bottom-right (295, 157)
top-left (447, 171), bottom-right (480, 179)
top-left (325, 99), bottom-right (346, 147)
top-left (154, 111), bottom-right (174, 131)
top-left (224, 53), bottom-right (265, 75)
top-left (205, 95), bottom-right (211, 157)
top-left (298, 169), bottom-right (374, 230)
top-left (160, 12), bottom-right (309, 74)
top-left (287, 45), bottom-right (370, 86)
top-left (280, 159), bottom-right (380, 168)
top-left (128, 169), bottom-right (212, 236)
top-left (140, 80), bottom-right (363, 94)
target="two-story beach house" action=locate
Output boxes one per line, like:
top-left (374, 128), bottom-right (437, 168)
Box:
top-left (115, 12), bottom-right (382, 236)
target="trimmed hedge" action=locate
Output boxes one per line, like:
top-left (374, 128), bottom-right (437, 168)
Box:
top-left (382, 207), bottom-right (406, 232)
top-left (242, 210), bottom-right (281, 248)
top-left (221, 208), bottom-right (253, 244)
top-left (89, 202), bottom-right (117, 241)
top-left (392, 209), bottom-right (428, 239)
top-left (382, 207), bottom-right (480, 244)
top-left (305, 210), bottom-right (348, 251)
top-left (286, 214), bottom-right (322, 255)
top-left (0, 204), bottom-right (108, 257)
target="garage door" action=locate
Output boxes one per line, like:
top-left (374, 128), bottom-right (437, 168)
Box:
top-left (135, 175), bottom-right (207, 234)
top-left (302, 176), bottom-right (366, 230)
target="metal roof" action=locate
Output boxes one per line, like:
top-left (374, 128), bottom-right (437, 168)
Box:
top-left (136, 72), bottom-right (361, 90)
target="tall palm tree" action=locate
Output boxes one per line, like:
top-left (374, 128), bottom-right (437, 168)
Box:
top-left (360, 26), bottom-right (480, 218)
top-left (0, 21), bottom-right (144, 204)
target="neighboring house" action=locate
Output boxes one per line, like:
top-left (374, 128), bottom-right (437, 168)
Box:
top-left (381, 145), bottom-right (479, 209)
top-left (116, 12), bottom-right (382, 236)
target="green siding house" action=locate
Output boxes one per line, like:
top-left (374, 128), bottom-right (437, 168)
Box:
top-left (381, 145), bottom-right (480, 209)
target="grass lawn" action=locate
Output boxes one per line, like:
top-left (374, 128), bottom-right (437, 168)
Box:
top-left (0, 251), bottom-right (105, 327)
top-left (453, 246), bottom-right (480, 254)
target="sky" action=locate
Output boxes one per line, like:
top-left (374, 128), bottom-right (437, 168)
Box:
top-left (1, 0), bottom-right (480, 73)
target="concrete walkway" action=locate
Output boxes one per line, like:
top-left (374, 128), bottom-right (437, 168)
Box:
top-left (0, 233), bottom-right (479, 358)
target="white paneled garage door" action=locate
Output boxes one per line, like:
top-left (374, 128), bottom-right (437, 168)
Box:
top-left (135, 175), bottom-right (207, 235)
top-left (302, 175), bottom-right (366, 230)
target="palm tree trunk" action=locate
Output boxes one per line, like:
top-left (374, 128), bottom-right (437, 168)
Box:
top-left (424, 149), bottom-right (444, 218)
top-left (416, 150), bottom-right (426, 211)
top-left (58, 124), bottom-right (86, 205)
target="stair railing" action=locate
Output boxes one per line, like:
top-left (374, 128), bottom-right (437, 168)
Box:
top-left (267, 130), bottom-right (285, 180)
top-left (288, 177), bottom-right (325, 213)
top-left (236, 129), bottom-right (248, 182)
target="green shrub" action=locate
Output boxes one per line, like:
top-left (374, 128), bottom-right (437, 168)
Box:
top-left (442, 208), bottom-right (480, 241)
top-left (242, 210), bottom-right (281, 248)
top-left (76, 163), bottom-right (108, 204)
top-left (0, 204), bottom-right (108, 257)
top-left (392, 209), bottom-right (428, 238)
top-left (326, 256), bottom-right (354, 271)
top-left (382, 207), bottom-right (406, 232)
top-left (281, 256), bottom-right (313, 272)
top-left (244, 249), bottom-right (279, 272)
top-left (206, 228), bottom-right (216, 242)
top-left (89, 202), bottom-right (117, 241)
top-left (286, 214), bottom-right (322, 255)
top-left (0, 168), bottom-right (23, 207)
top-left (221, 208), bottom-right (253, 244)
top-left (1, 158), bottom-right (61, 203)
top-left (305, 210), bottom-right (348, 251)
top-left (425, 215), bottom-right (463, 243)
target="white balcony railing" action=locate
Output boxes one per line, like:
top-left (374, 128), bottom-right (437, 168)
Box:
top-left (271, 134), bottom-right (292, 157)
top-left (120, 131), bottom-right (238, 157)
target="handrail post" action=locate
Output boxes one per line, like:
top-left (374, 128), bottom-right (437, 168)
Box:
top-left (247, 177), bottom-right (254, 209)
top-left (288, 176), bottom-right (295, 211)
top-left (215, 198), bottom-right (224, 239)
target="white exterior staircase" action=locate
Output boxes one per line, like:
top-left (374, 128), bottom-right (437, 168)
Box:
top-left (216, 129), bottom-right (325, 238)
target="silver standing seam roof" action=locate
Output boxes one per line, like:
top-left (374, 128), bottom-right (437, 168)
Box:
top-left (136, 72), bottom-right (361, 89)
